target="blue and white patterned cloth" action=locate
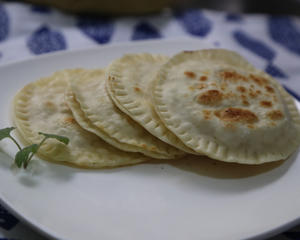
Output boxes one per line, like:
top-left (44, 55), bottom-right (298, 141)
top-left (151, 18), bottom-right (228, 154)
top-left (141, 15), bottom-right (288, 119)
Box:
top-left (0, 2), bottom-right (300, 239)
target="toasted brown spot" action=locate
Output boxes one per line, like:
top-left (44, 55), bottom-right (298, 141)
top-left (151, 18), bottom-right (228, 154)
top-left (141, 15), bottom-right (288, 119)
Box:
top-left (195, 83), bottom-right (207, 90)
top-left (44, 101), bottom-right (56, 110)
top-left (134, 87), bottom-right (141, 92)
top-left (151, 146), bottom-right (157, 151)
top-left (225, 123), bottom-right (236, 129)
top-left (141, 144), bottom-right (147, 149)
top-left (249, 89), bottom-right (258, 98)
top-left (267, 110), bottom-right (284, 120)
top-left (225, 92), bottom-right (236, 98)
top-left (260, 101), bottom-right (273, 108)
top-left (219, 70), bottom-right (248, 82)
top-left (199, 76), bottom-right (207, 81)
top-left (221, 83), bottom-right (227, 91)
top-left (184, 71), bottom-right (196, 78)
top-left (265, 86), bottom-right (274, 93)
top-left (63, 117), bottom-right (77, 124)
top-left (250, 74), bottom-right (269, 86)
top-left (247, 124), bottom-right (255, 129)
top-left (256, 90), bottom-right (261, 94)
top-left (214, 110), bottom-right (221, 118)
top-left (243, 100), bottom-right (250, 106)
top-left (215, 108), bottom-right (258, 124)
top-left (237, 86), bottom-right (247, 93)
top-left (241, 94), bottom-right (247, 100)
top-left (197, 90), bottom-right (223, 105)
top-left (202, 110), bottom-right (212, 120)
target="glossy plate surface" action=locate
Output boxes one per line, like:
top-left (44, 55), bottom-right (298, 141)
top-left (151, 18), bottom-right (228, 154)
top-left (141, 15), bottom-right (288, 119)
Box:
top-left (0, 38), bottom-right (299, 240)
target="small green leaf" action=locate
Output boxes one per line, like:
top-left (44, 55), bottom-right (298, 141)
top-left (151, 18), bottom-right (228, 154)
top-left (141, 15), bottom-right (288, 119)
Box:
top-left (0, 127), bottom-right (15, 141)
top-left (15, 144), bottom-right (38, 168)
top-left (38, 132), bottom-right (69, 145)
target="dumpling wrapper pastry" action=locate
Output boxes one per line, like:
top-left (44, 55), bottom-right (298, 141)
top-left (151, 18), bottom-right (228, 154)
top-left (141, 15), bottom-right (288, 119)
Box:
top-left (13, 70), bottom-right (151, 168)
top-left (66, 68), bottom-right (181, 159)
top-left (152, 49), bottom-right (300, 164)
top-left (106, 53), bottom-right (197, 155)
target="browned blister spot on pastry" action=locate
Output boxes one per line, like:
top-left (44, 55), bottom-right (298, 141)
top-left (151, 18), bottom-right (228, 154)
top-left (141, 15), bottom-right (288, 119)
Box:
top-left (265, 85), bottom-right (275, 93)
top-left (63, 117), bottom-right (77, 124)
top-left (243, 100), bottom-right (250, 106)
top-left (249, 89), bottom-right (258, 98)
top-left (225, 91), bottom-right (236, 99)
top-left (199, 76), bottom-right (207, 81)
top-left (44, 101), bottom-right (56, 111)
top-left (219, 70), bottom-right (248, 82)
top-left (141, 144), bottom-right (147, 149)
top-left (197, 90), bottom-right (223, 105)
top-left (184, 71), bottom-right (196, 78)
top-left (260, 101), bottom-right (273, 108)
top-left (241, 94), bottom-right (247, 100)
top-left (249, 74), bottom-right (269, 86)
top-left (215, 108), bottom-right (258, 124)
top-left (189, 86), bottom-right (195, 91)
top-left (225, 123), bottom-right (236, 130)
top-left (247, 124), bottom-right (255, 129)
top-left (267, 110), bottom-right (284, 120)
top-left (195, 83), bottom-right (207, 90)
top-left (214, 110), bottom-right (220, 118)
top-left (220, 83), bottom-right (227, 91)
top-left (237, 86), bottom-right (247, 93)
top-left (202, 110), bottom-right (212, 120)
top-left (134, 87), bottom-right (141, 92)
top-left (151, 146), bottom-right (157, 151)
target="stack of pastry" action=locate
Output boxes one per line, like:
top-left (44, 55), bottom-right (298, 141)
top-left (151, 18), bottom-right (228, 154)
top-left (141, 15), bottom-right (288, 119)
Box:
top-left (13, 49), bottom-right (300, 168)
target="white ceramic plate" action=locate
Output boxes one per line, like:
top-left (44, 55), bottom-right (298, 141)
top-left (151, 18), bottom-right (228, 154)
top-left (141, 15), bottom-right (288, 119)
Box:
top-left (0, 38), bottom-right (300, 240)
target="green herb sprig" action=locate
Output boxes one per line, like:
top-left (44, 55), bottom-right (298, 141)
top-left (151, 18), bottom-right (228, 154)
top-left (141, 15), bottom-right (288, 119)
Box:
top-left (0, 127), bottom-right (69, 169)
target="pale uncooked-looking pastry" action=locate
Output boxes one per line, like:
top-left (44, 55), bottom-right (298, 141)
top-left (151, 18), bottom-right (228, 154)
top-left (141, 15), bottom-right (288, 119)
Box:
top-left (13, 70), bottom-right (150, 168)
top-left (106, 53), bottom-right (197, 154)
top-left (152, 49), bottom-right (300, 164)
top-left (66, 68), bottom-right (181, 159)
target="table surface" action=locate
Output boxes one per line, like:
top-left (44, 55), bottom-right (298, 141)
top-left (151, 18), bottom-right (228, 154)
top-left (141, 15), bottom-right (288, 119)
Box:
top-left (0, 2), bottom-right (300, 240)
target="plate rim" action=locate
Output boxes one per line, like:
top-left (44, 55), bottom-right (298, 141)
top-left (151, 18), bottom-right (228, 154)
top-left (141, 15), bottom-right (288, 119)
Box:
top-left (0, 38), bottom-right (299, 240)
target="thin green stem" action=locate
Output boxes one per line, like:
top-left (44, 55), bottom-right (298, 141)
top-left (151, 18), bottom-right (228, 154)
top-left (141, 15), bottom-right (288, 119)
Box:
top-left (9, 136), bottom-right (22, 150)
top-left (24, 137), bottom-right (48, 169)
top-left (38, 137), bottom-right (48, 149)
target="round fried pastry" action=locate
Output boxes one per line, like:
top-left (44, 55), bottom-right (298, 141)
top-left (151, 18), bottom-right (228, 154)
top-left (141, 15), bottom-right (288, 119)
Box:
top-left (13, 70), bottom-right (151, 168)
top-left (152, 49), bottom-right (300, 164)
top-left (67, 68), bottom-right (180, 159)
top-left (106, 53), bottom-right (197, 155)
